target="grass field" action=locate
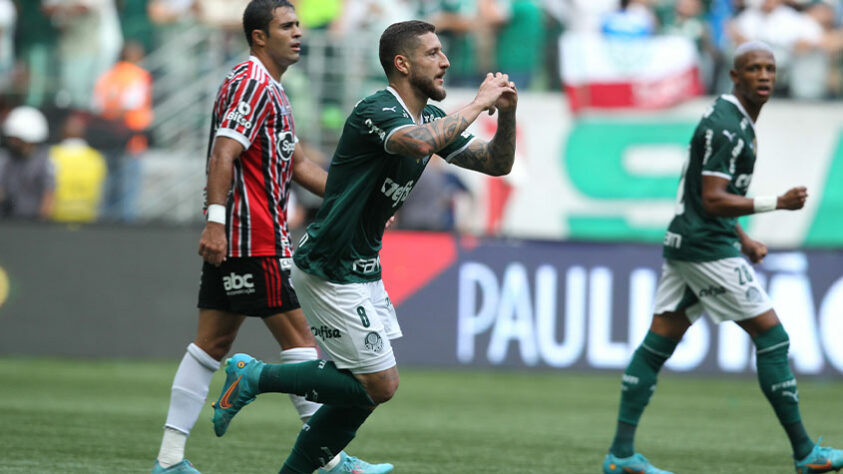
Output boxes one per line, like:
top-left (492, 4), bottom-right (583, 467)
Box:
top-left (1, 357), bottom-right (841, 473)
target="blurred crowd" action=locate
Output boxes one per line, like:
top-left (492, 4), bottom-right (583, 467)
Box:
top-left (0, 0), bottom-right (841, 228)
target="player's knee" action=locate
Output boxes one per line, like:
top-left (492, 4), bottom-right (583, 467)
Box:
top-left (194, 335), bottom-right (236, 361)
top-left (366, 378), bottom-right (399, 404)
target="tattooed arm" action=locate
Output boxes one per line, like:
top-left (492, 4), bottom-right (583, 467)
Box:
top-left (386, 72), bottom-right (515, 160)
top-left (449, 108), bottom-right (516, 176)
top-left (386, 102), bottom-right (486, 159)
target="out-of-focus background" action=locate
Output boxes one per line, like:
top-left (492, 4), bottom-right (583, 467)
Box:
top-left (2, 0), bottom-right (843, 380)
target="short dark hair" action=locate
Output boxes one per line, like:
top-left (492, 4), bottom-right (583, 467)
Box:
top-left (379, 20), bottom-right (436, 78)
top-left (243, 0), bottom-right (294, 47)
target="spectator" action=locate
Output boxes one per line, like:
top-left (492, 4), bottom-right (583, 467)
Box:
top-left (795, 0), bottom-right (843, 98)
top-left (729, 0), bottom-right (824, 96)
top-left (91, 41), bottom-right (153, 222)
top-left (0, 0), bottom-right (14, 90)
top-left (49, 114), bottom-right (107, 223)
top-left (555, 0), bottom-right (620, 33)
top-left (495, 0), bottom-right (546, 90)
top-left (397, 158), bottom-right (472, 232)
top-left (0, 106), bottom-right (54, 219)
top-left (423, 1), bottom-right (480, 87)
top-left (661, 0), bottom-right (721, 91)
top-left (601, 0), bottom-right (658, 38)
top-left (43, 0), bottom-right (124, 109)
top-left (13, 1), bottom-right (57, 107)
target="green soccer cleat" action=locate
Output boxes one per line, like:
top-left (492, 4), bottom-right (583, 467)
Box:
top-left (151, 459), bottom-right (200, 473)
top-left (603, 453), bottom-right (673, 474)
top-left (211, 353), bottom-right (264, 437)
top-left (318, 451), bottom-right (394, 474)
top-left (795, 438), bottom-right (843, 473)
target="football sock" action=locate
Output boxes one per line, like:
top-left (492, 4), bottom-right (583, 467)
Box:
top-left (159, 343), bottom-right (220, 466)
top-left (610, 331), bottom-right (678, 458)
top-left (754, 324), bottom-right (814, 459)
top-left (282, 405), bottom-right (374, 473)
top-left (279, 348), bottom-right (343, 470)
top-left (279, 347), bottom-right (322, 420)
top-left (258, 360), bottom-right (375, 407)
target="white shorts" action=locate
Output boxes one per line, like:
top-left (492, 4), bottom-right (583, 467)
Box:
top-left (291, 263), bottom-right (402, 374)
top-left (653, 257), bottom-right (773, 324)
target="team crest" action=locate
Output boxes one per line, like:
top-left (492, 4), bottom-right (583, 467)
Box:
top-left (364, 331), bottom-right (384, 353)
top-left (746, 287), bottom-right (762, 303)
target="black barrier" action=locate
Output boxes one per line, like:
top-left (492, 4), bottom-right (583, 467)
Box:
top-left (2, 225), bottom-right (842, 377)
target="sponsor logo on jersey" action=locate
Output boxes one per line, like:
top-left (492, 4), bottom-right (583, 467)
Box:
top-left (699, 285), bottom-right (727, 297)
top-left (771, 378), bottom-right (797, 392)
top-left (381, 177), bottom-right (414, 208)
top-left (311, 325), bottom-right (342, 339)
top-left (734, 173), bottom-right (753, 189)
top-left (663, 231), bottom-right (682, 249)
top-left (352, 257), bottom-right (381, 275)
top-left (364, 118), bottom-right (386, 143)
top-left (223, 272), bottom-right (256, 295)
top-left (382, 106), bottom-right (397, 112)
top-left (722, 130), bottom-right (735, 142)
top-left (364, 331), bottom-right (384, 353)
top-left (225, 101), bottom-right (254, 130)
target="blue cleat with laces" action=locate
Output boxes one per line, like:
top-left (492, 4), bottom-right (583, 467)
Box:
top-left (318, 451), bottom-right (394, 474)
top-left (211, 353), bottom-right (264, 437)
top-left (795, 438), bottom-right (843, 473)
top-left (603, 452), bottom-right (673, 474)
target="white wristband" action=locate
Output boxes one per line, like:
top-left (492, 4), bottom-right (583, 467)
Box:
top-left (207, 204), bottom-right (226, 224)
top-left (753, 195), bottom-right (777, 213)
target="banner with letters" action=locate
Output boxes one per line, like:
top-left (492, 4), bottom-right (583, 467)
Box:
top-left (383, 232), bottom-right (843, 377)
top-left (437, 92), bottom-right (843, 249)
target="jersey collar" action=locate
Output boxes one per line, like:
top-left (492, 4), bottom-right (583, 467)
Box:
top-left (249, 55), bottom-right (284, 90)
top-left (386, 86), bottom-right (421, 124)
top-left (721, 94), bottom-right (755, 132)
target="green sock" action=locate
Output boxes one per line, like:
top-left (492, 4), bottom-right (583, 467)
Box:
top-left (754, 324), bottom-right (814, 459)
top-left (610, 331), bottom-right (678, 458)
top-left (258, 360), bottom-right (375, 407)
top-left (282, 404), bottom-right (374, 473)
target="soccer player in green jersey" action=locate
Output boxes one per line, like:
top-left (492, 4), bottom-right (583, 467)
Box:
top-left (210, 20), bottom-right (518, 473)
top-left (602, 41), bottom-right (843, 474)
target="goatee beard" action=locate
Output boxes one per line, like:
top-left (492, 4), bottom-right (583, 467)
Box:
top-left (410, 73), bottom-right (446, 101)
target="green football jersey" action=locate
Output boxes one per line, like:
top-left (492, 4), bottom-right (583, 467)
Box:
top-left (294, 87), bottom-right (475, 283)
top-left (663, 94), bottom-right (758, 262)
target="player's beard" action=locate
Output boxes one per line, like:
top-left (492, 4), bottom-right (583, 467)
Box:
top-left (410, 71), bottom-right (446, 101)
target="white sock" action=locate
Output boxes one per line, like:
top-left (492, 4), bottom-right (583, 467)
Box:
top-left (279, 347), bottom-right (321, 420)
top-left (280, 348), bottom-right (344, 468)
top-left (157, 343), bottom-right (220, 466)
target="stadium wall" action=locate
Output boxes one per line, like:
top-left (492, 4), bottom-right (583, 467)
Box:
top-left (1, 224), bottom-right (841, 377)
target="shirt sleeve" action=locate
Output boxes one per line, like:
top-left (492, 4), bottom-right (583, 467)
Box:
top-left (700, 125), bottom-right (744, 180)
top-left (215, 78), bottom-right (271, 150)
top-left (350, 98), bottom-right (417, 154)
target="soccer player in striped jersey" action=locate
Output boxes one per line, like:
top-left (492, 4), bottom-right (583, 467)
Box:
top-left (602, 41), bottom-right (843, 474)
top-left (209, 20), bottom-right (518, 474)
top-left (152, 2), bottom-right (391, 473)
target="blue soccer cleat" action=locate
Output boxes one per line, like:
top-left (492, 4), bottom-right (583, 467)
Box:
top-left (151, 459), bottom-right (200, 473)
top-left (318, 451), bottom-right (394, 474)
top-left (211, 353), bottom-right (264, 437)
top-left (795, 438), bottom-right (843, 473)
top-left (603, 452), bottom-right (674, 474)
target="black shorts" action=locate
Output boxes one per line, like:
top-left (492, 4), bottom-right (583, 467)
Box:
top-left (197, 257), bottom-right (300, 317)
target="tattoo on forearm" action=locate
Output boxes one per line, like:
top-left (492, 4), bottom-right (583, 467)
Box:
top-left (452, 113), bottom-right (516, 176)
top-left (389, 114), bottom-right (470, 157)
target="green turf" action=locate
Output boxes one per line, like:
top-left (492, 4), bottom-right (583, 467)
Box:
top-left (0, 357), bottom-right (841, 473)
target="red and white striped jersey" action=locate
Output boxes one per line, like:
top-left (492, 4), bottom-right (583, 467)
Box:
top-left (206, 56), bottom-right (298, 258)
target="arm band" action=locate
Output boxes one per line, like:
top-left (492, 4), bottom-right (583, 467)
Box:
top-left (207, 204), bottom-right (226, 224)
top-left (753, 196), bottom-right (777, 213)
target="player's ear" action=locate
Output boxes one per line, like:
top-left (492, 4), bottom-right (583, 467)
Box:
top-left (394, 55), bottom-right (410, 76)
top-left (252, 29), bottom-right (267, 47)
